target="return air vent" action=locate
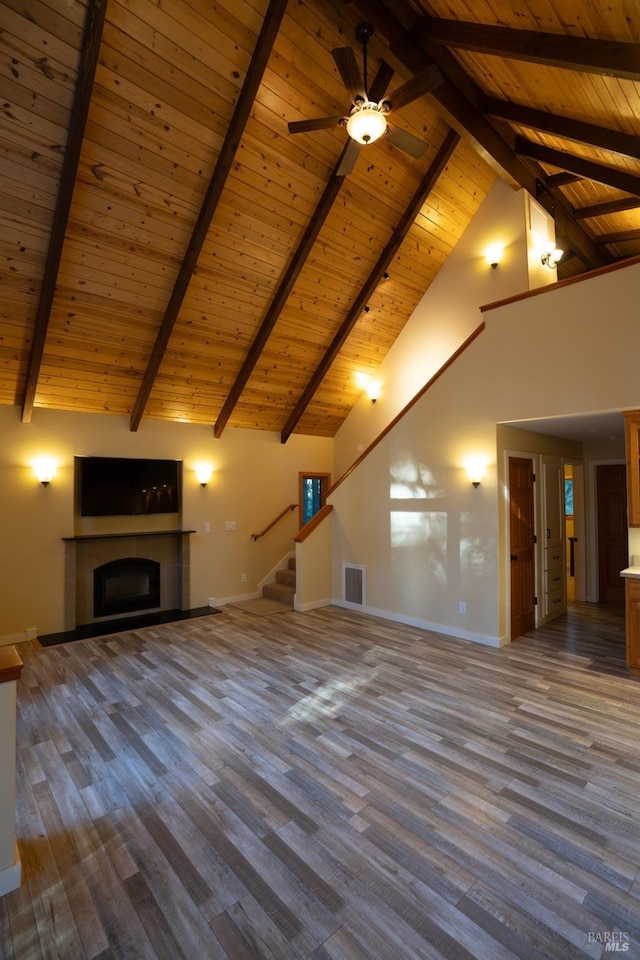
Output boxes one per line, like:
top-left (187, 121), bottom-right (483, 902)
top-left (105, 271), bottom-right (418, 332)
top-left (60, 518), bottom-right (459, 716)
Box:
top-left (343, 564), bottom-right (365, 606)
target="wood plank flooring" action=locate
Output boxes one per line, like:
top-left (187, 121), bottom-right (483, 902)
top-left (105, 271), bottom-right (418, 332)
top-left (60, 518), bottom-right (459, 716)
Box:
top-left (1, 602), bottom-right (639, 959)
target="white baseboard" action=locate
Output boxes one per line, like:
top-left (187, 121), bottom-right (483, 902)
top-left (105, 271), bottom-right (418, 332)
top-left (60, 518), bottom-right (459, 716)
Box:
top-left (0, 631), bottom-right (28, 648)
top-left (294, 598), bottom-right (331, 612)
top-left (214, 592), bottom-right (261, 607)
top-left (0, 848), bottom-right (21, 896)
top-left (332, 599), bottom-right (506, 647)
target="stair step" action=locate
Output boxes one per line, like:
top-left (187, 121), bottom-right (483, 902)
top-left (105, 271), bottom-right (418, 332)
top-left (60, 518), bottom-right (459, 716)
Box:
top-left (276, 568), bottom-right (296, 587)
top-left (262, 582), bottom-right (295, 605)
top-left (287, 556), bottom-right (296, 570)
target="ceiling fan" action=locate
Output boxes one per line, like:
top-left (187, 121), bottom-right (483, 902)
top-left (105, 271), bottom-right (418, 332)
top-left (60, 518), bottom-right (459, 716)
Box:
top-left (287, 22), bottom-right (443, 176)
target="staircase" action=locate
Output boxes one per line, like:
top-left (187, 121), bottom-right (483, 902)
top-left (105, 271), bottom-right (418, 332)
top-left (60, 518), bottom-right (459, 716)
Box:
top-left (262, 556), bottom-right (296, 606)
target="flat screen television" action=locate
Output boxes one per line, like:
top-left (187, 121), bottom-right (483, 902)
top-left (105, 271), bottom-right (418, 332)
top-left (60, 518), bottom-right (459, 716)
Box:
top-left (77, 456), bottom-right (181, 517)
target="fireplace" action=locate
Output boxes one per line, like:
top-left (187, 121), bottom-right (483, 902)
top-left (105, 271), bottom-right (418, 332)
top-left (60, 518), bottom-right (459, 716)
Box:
top-left (94, 557), bottom-right (161, 618)
top-left (63, 530), bottom-right (194, 630)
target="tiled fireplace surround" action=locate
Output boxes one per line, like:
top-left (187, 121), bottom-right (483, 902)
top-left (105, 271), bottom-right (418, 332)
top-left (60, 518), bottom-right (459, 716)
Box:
top-left (63, 531), bottom-right (193, 630)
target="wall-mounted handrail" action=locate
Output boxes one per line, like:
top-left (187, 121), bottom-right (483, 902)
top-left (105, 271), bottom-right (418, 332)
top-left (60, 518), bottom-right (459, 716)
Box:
top-left (293, 504), bottom-right (333, 543)
top-left (251, 503), bottom-right (297, 541)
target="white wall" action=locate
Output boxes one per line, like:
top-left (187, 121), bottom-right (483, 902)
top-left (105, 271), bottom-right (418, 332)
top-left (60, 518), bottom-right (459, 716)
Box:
top-left (0, 407), bottom-right (333, 641)
top-left (329, 258), bottom-right (640, 645)
top-left (335, 180), bottom-right (558, 477)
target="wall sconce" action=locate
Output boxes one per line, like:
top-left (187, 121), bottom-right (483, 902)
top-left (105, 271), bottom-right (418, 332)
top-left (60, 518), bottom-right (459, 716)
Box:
top-left (484, 243), bottom-right (504, 269)
top-left (195, 464), bottom-right (212, 487)
top-left (366, 380), bottom-right (381, 403)
top-left (465, 457), bottom-right (486, 488)
top-left (540, 247), bottom-right (563, 269)
top-left (33, 457), bottom-right (56, 487)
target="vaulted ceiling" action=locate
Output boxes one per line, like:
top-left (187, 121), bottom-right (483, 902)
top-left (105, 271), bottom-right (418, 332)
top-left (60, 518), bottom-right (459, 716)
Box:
top-left (2, 0), bottom-right (639, 439)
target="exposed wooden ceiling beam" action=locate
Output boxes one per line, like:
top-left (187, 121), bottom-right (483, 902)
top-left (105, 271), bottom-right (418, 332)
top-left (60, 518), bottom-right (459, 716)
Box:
top-left (574, 196), bottom-right (640, 219)
top-left (483, 98), bottom-right (640, 161)
top-left (594, 228), bottom-right (640, 244)
top-left (350, 1), bottom-right (607, 272)
top-left (528, 170), bottom-right (607, 269)
top-left (346, 0), bottom-right (537, 192)
top-left (213, 149), bottom-right (348, 439)
top-left (280, 128), bottom-right (461, 444)
top-left (129, 0), bottom-right (288, 432)
top-left (417, 16), bottom-right (640, 81)
top-left (546, 173), bottom-right (583, 188)
top-left (516, 138), bottom-right (640, 197)
top-left (20, 0), bottom-right (107, 424)
top-left (213, 59), bottom-right (395, 438)
top-left (548, 202), bottom-right (607, 269)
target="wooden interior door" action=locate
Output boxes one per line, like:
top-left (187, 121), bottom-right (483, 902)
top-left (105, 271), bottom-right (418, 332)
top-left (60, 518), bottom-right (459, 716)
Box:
top-left (597, 463), bottom-right (628, 605)
top-left (509, 456), bottom-right (536, 640)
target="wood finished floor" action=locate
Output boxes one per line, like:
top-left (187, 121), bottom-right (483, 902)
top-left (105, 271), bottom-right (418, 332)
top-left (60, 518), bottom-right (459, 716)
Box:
top-left (2, 603), bottom-right (639, 959)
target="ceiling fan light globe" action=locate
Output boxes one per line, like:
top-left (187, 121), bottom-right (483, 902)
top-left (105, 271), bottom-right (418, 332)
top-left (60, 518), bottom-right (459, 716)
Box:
top-left (346, 103), bottom-right (387, 145)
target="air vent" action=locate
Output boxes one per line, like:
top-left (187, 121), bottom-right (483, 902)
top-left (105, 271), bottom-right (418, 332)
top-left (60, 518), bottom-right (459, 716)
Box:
top-left (343, 564), bottom-right (365, 606)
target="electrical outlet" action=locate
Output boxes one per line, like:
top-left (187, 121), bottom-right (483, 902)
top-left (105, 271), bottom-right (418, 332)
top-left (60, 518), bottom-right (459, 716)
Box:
top-left (204, 521), bottom-right (211, 533)
top-left (225, 521), bottom-right (236, 531)
top-left (241, 573), bottom-right (247, 582)
top-left (458, 601), bottom-right (467, 614)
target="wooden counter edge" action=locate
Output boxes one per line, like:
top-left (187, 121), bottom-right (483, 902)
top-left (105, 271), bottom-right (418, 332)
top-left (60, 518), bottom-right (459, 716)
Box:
top-left (0, 647), bottom-right (23, 683)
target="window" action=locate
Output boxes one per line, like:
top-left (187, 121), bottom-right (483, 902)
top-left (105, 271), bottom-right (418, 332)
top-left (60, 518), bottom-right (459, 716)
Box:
top-left (300, 473), bottom-right (330, 525)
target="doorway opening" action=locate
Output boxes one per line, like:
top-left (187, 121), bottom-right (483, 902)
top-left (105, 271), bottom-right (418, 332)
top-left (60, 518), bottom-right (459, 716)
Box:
top-left (564, 465), bottom-right (576, 604)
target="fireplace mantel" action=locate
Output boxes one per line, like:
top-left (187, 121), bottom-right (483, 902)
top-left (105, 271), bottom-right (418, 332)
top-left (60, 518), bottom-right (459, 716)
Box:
top-left (63, 530), bottom-right (195, 630)
top-left (63, 529), bottom-right (195, 542)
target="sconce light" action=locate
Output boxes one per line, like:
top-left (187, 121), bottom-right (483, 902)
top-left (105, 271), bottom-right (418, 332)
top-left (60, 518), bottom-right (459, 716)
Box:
top-left (366, 380), bottom-right (381, 404)
top-left (540, 247), bottom-right (563, 269)
top-left (195, 464), bottom-right (212, 487)
top-left (465, 457), bottom-right (486, 488)
top-left (484, 243), bottom-right (504, 269)
top-left (33, 457), bottom-right (56, 487)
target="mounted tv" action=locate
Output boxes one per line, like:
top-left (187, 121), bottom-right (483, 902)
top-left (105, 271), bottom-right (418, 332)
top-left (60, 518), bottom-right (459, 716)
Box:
top-left (77, 456), bottom-right (181, 517)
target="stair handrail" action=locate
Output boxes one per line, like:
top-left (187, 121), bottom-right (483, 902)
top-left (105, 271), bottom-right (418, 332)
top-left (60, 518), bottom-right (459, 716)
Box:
top-left (327, 322), bottom-right (485, 497)
top-left (251, 503), bottom-right (297, 541)
top-left (293, 503), bottom-right (333, 543)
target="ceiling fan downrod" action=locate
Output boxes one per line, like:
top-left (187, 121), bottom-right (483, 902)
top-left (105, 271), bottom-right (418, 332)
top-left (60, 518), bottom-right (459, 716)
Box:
top-left (354, 22), bottom-right (374, 100)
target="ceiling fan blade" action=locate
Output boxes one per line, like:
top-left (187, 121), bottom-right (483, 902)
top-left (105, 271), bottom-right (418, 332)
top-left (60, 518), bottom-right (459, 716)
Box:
top-left (381, 64), bottom-right (443, 112)
top-left (288, 116), bottom-right (346, 134)
top-left (332, 46), bottom-right (366, 102)
top-left (368, 60), bottom-right (395, 104)
top-left (385, 123), bottom-right (428, 159)
top-left (336, 138), bottom-right (362, 177)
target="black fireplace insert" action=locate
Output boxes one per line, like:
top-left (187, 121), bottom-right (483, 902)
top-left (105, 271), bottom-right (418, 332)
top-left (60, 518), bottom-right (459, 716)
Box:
top-left (94, 557), bottom-right (161, 618)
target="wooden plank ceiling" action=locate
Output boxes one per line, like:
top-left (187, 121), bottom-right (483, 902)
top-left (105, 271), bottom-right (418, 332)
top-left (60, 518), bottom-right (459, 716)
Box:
top-left (2, 0), bottom-right (639, 438)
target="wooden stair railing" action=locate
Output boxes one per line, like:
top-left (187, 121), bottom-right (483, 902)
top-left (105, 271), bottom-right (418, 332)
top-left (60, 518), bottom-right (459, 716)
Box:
top-left (287, 325), bottom-right (486, 550)
top-left (327, 321), bottom-right (486, 497)
top-left (293, 504), bottom-right (333, 543)
top-left (251, 503), bottom-right (297, 541)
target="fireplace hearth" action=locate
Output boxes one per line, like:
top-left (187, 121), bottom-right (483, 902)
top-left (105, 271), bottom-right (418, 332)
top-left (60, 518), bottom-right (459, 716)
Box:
top-left (94, 557), bottom-right (161, 618)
